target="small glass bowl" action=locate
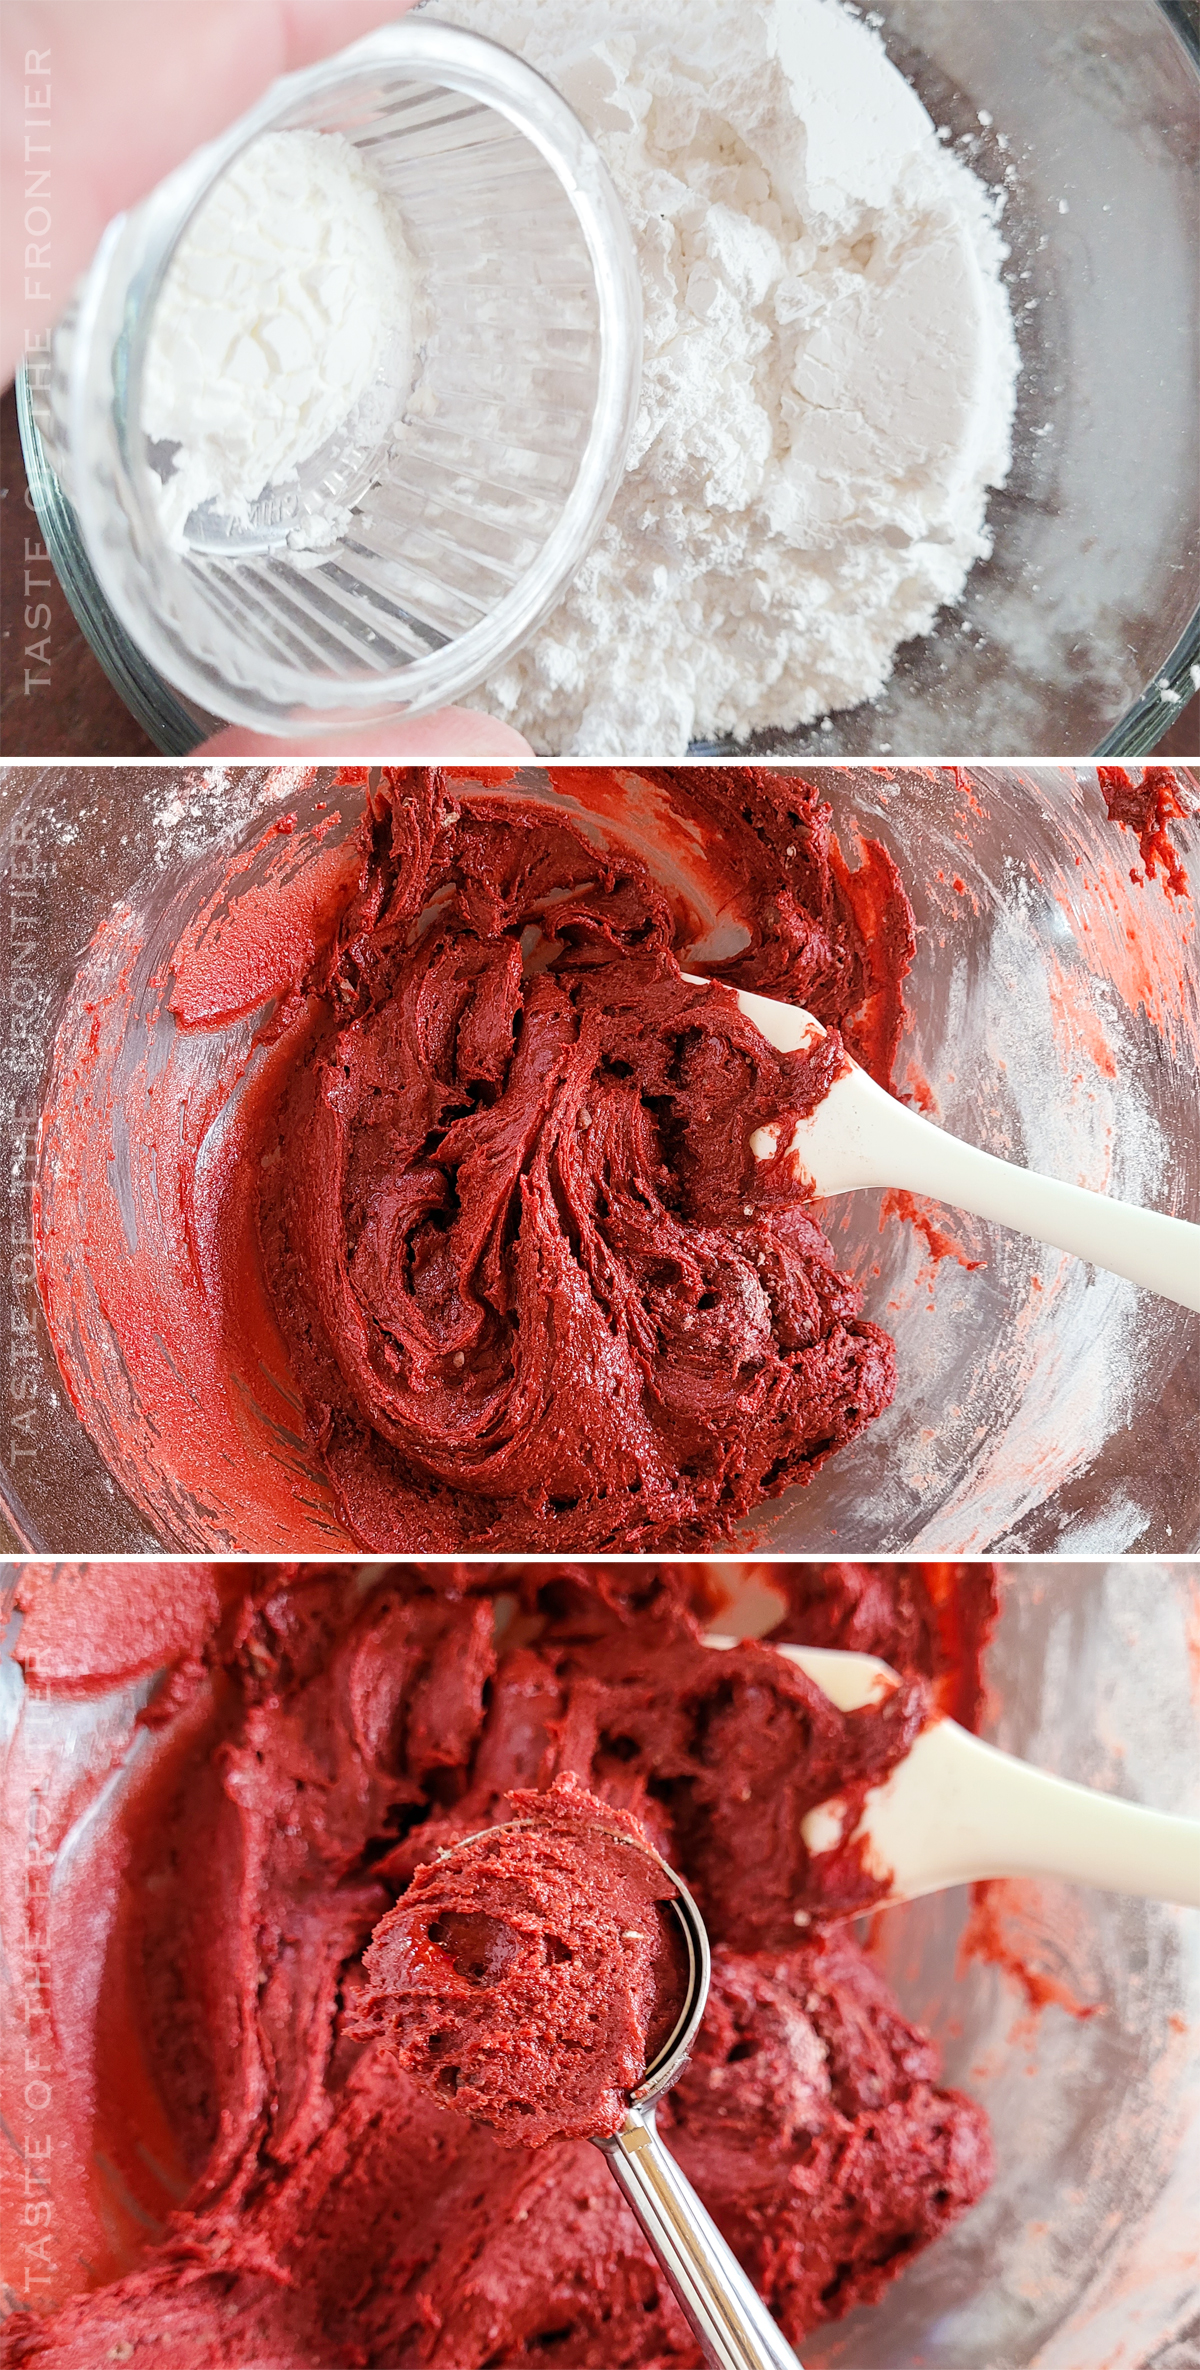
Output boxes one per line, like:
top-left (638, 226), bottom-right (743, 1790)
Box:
top-left (30, 20), bottom-right (642, 733)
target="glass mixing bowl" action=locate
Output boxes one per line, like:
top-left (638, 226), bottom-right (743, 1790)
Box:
top-left (22, 19), bottom-right (642, 736)
top-left (16, 0), bottom-right (1200, 756)
top-left (0, 1557), bottom-right (1196, 2369)
top-left (1, 761), bottom-right (1195, 1556)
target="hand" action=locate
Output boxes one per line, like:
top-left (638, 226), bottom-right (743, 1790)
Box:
top-left (199, 711), bottom-right (539, 761)
top-left (2, 0), bottom-right (421, 388)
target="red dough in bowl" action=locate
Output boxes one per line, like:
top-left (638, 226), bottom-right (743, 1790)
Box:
top-left (360, 1773), bottom-right (687, 2144)
top-left (258, 767), bottom-right (914, 1550)
top-left (32, 767), bottom-right (915, 1554)
top-left (1, 1560), bottom-right (993, 2370)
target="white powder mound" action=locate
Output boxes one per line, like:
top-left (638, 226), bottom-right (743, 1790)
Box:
top-left (433, 0), bottom-right (1020, 756)
top-left (142, 129), bottom-right (419, 547)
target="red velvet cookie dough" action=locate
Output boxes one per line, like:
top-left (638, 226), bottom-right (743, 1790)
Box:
top-left (765, 1558), bottom-right (1000, 1730)
top-left (361, 1773), bottom-right (685, 2144)
top-left (666, 1933), bottom-right (992, 2331)
top-left (1097, 763), bottom-right (1193, 897)
top-left (257, 769), bottom-right (913, 1552)
top-left (3, 1563), bottom-right (991, 2370)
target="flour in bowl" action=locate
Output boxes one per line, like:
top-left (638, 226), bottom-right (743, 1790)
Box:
top-left (433, 0), bottom-right (1020, 755)
top-left (142, 128), bottom-right (419, 547)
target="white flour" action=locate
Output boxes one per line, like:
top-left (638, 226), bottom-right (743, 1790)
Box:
top-left (432, 0), bottom-right (1020, 755)
top-left (142, 129), bottom-right (418, 546)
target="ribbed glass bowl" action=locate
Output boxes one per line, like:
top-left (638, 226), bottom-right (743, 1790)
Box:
top-left (17, 0), bottom-right (1200, 756)
top-left (22, 19), bottom-right (642, 735)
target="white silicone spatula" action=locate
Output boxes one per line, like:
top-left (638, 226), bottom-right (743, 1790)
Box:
top-left (682, 975), bottom-right (1200, 1311)
top-left (704, 1635), bottom-right (1200, 1912)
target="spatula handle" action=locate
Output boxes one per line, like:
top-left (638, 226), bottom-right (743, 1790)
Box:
top-left (815, 1069), bottom-right (1200, 1311)
top-left (867, 1719), bottom-right (1200, 1908)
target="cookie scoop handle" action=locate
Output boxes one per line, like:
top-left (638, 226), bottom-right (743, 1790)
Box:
top-left (595, 2105), bottom-right (801, 2370)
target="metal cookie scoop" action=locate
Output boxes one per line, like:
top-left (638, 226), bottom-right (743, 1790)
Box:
top-left (385, 1810), bottom-right (799, 2367)
top-left (593, 1850), bottom-right (801, 2370)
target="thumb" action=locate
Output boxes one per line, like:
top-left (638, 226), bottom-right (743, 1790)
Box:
top-left (197, 708), bottom-right (538, 761)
